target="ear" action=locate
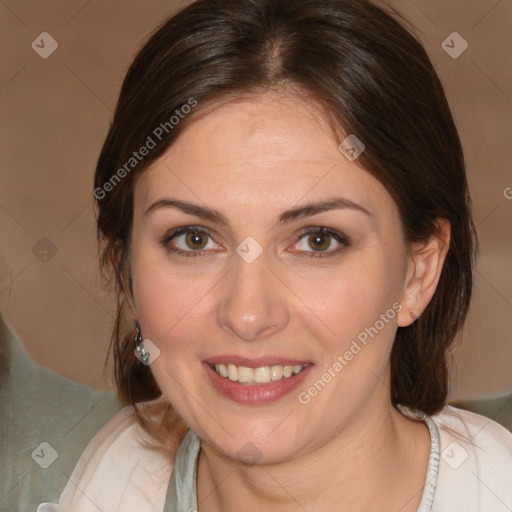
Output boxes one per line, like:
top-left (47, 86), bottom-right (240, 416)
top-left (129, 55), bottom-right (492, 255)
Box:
top-left (397, 219), bottom-right (451, 327)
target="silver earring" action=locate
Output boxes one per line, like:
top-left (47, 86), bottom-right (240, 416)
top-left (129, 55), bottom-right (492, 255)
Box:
top-left (134, 324), bottom-right (150, 364)
top-left (410, 310), bottom-right (417, 320)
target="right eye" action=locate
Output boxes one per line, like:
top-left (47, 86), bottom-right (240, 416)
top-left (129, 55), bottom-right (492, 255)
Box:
top-left (161, 227), bottom-right (222, 257)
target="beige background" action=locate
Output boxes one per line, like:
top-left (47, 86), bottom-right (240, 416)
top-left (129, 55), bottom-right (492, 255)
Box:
top-left (0, 0), bottom-right (511, 399)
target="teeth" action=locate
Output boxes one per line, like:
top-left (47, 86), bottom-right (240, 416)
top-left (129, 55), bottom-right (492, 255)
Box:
top-left (271, 365), bottom-right (284, 381)
top-left (214, 363), bottom-right (306, 384)
top-left (228, 364), bottom-right (237, 381)
top-left (238, 366), bottom-right (254, 383)
top-left (254, 367), bottom-right (270, 383)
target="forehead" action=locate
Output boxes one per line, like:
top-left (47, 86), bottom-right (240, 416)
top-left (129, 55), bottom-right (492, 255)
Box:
top-left (135, 93), bottom-right (397, 227)
top-left (164, 92), bottom-right (340, 171)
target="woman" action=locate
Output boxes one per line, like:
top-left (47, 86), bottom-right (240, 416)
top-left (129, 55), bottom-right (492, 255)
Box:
top-left (38, 0), bottom-right (512, 510)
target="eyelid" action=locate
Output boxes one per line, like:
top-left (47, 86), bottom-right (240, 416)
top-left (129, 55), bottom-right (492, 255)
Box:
top-left (161, 226), bottom-right (222, 257)
top-left (295, 226), bottom-right (349, 245)
top-left (161, 225), bottom-right (350, 258)
top-left (290, 226), bottom-right (350, 258)
top-left (161, 225), bottom-right (214, 243)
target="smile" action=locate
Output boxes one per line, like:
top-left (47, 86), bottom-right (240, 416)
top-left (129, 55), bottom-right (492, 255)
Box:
top-left (211, 363), bottom-right (307, 385)
top-left (204, 359), bottom-right (313, 404)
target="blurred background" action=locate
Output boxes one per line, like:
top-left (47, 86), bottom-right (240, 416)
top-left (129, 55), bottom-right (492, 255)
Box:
top-left (1, 0), bottom-right (511, 400)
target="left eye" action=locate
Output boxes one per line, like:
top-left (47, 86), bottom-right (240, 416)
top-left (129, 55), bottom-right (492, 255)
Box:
top-left (292, 228), bottom-right (349, 256)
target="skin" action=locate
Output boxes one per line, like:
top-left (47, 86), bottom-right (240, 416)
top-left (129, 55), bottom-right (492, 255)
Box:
top-left (127, 91), bottom-right (450, 511)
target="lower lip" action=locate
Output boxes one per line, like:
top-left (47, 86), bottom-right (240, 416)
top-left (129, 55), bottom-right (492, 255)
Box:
top-left (203, 363), bottom-right (313, 404)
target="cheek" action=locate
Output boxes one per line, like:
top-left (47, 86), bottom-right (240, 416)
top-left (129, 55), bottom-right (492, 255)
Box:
top-left (134, 270), bottom-right (215, 345)
top-left (290, 256), bottom-right (405, 403)
top-left (130, 241), bottom-right (214, 346)
top-left (291, 252), bottom-right (403, 337)
top-left (297, 270), bottom-right (402, 399)
top-left (133, 266), bottom-right (216, 405)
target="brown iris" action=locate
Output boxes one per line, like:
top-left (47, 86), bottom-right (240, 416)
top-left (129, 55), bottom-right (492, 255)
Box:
top-left (307, 232), bottom-right (331, 251)
top-left (185, 230), bottom-right (208, 250)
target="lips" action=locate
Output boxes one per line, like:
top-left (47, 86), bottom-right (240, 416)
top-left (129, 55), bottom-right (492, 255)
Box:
top-left (203, 356), bottom-right (313, 404)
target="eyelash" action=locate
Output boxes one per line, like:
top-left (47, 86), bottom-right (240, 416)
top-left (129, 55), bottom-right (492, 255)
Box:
top-left (293, 227), bottom-right (350, 258)
top-left (160, 226), bottom-right (350, 259)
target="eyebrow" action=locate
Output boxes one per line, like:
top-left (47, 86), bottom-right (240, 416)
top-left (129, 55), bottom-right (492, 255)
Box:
top-left (144, 197), bottom-right (371, 227)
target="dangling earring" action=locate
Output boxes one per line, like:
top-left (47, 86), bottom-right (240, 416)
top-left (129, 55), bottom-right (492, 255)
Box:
top-left (134, 324), bottom-right (150, 364)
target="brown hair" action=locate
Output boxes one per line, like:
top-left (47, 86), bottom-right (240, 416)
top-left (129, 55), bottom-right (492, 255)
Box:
top-left (95, 0), bottom-right (477, 448)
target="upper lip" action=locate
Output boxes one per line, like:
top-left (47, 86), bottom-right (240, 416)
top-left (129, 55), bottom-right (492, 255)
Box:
top-left (205, 355), bottom-right (312, 368)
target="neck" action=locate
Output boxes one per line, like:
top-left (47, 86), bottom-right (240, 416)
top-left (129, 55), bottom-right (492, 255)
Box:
top-left (196, 396), bottom-right (431, 512)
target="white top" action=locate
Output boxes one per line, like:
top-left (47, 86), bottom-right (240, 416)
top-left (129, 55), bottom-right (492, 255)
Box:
top-left (37, 405), bottom-right (512, 512)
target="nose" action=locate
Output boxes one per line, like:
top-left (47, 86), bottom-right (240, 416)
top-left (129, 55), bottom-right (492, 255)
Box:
top-left (216, 254), bottom-right (290, 342)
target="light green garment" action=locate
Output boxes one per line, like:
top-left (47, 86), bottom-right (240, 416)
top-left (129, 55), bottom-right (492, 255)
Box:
top-left (0, 323), bottom-right (120, 512)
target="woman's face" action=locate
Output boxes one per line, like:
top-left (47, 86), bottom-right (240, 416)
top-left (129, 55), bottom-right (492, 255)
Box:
top-left (130, 92), bottom-right (414, 463)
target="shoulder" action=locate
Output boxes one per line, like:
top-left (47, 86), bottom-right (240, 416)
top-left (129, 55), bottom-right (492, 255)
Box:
top-left (433, 405), bottom-right (512, 464)
top-left (37, 403), bottom-right (177, 512)
top-left (430, 405), bottom-right (512, 511)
